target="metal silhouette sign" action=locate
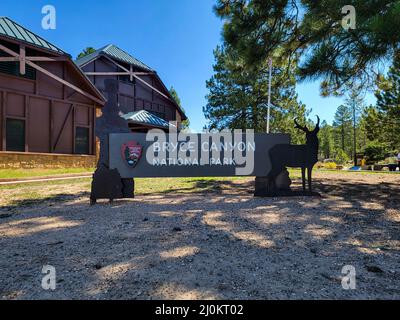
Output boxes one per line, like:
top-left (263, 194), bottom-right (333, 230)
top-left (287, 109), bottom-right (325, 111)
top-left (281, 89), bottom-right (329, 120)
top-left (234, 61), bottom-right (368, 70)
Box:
top-left (90, 79), bottom-right (134, 205)
top-left (261, 116), bottom-right (320, 196)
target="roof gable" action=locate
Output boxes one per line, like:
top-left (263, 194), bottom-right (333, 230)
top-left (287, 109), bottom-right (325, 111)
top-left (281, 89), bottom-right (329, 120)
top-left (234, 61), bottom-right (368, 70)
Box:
top-left (0, 17), bottom-right (66, 55)
top-left (0, 17), bottom-right (105, 106)
top-left (75, 44), bottom-right (187, 119)
top-left (75, 44), bottom-right (152, 71)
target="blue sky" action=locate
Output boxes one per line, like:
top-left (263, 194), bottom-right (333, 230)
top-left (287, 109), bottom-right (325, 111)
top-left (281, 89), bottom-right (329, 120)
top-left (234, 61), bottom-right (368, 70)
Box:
top-left (2, 0), bottom-right (376, 131)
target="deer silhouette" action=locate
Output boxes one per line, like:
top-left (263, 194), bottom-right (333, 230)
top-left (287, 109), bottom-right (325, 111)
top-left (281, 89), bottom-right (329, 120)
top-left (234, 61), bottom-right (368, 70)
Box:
top-left (268, 116), bottom-right (320, 193)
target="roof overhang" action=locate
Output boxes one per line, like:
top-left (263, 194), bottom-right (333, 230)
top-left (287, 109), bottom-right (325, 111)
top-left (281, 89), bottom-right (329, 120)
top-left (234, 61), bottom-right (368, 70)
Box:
top-left (0, 35), bottom-right (106, 106)
top-left (121, 110), bottom-right (176, 130)
top-left (0, 17), bottom-right (67, 56)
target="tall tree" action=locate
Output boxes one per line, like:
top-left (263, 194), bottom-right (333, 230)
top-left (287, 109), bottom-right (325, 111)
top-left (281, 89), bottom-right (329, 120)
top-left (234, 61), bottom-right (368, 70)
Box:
top-left (362, 105), bottom-right (384, 143)
top-left (77, 47), bottom-right (96, 60)
top-left (204, 45), bottom-right (308, 141)
top-left (214, 0), bottom-right (400, 95)
top-left (318, 120), bottom-right (334, 159)
top-left (344, 87), bottom-right (365, 164)
top-left (375, 52), bottom-right (400, 150)
top-left (333, 104), bottom-right (352, 155)
top-left (169, 86), bottom-right (190, 130)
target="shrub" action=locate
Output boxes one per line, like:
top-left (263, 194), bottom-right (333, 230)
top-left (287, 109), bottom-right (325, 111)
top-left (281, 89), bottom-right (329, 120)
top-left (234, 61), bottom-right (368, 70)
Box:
top-left (334, 149), bottom-right (350, 164)
top-left (364, 141), bottom-right (389, 163)
top-left (324, 162), bottom-right (337, 169)
top-left (382, 156), bottom-right (398, 164)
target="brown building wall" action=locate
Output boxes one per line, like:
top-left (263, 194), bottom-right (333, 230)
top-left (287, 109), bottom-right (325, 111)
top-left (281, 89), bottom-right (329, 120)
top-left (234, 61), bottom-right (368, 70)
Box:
top-left (176, 111), bottom-right (182, 126)
top-left (0, 39), bottom-right (103, 170)
top-left (29, 97), bottom-right (50, 153)
top-left (0, 59), bottom-right (99, 156)
top-left (0, 86), bottom-right (97, 155)
top-left (0, 91), bottom-right (3, 150)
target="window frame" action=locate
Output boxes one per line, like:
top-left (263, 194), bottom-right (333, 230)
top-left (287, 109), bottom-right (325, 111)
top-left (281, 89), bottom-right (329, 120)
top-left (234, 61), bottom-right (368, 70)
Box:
top-left (74, 126), bottom-right (90, 155)
top-left (5, 117), bottom-right (26, 152)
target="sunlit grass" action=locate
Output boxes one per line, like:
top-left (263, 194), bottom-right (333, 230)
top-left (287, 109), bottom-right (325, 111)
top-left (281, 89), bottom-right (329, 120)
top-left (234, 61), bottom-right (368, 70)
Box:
top-left (0, 168), bottom-right (94, 179)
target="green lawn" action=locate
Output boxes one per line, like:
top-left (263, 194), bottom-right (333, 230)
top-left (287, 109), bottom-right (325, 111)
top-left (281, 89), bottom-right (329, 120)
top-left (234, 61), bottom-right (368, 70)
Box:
top-left (0, 168), bottom-right (94, 179)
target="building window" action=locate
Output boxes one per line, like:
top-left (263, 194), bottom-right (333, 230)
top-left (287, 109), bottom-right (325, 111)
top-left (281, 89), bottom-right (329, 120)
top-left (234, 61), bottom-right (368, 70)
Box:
top-left (75, 127), bottom-right (90, 155)
top-left (0, 52), bottom-right (36, 80)
top-left (6, 118), bottom-right (25, 152)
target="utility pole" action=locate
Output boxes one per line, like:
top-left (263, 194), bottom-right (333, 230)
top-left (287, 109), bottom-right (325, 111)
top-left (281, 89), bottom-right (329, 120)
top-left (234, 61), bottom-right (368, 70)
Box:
top-left (352, 98), bottom-right (357, 167)
top-left (266, 58), bottom-right (272, 134)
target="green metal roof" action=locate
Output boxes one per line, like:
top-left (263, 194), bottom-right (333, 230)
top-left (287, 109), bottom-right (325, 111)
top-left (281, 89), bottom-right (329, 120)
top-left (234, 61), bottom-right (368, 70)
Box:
top-left (75, 44), bottom-right (153, 71)
top-left (0, 17), bottom-right (66, 55)
top-left (121, 110), bottom-right (175, 129)
top-left (75, 44), bottom-right (187, 120)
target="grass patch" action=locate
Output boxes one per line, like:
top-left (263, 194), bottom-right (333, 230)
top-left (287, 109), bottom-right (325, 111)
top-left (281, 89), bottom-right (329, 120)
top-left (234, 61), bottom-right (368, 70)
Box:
top-left (0, 178), bottom-right (92, 190)
top-left (0, 178), bottom-right (92, 208)
top-left (0, 168), bottom-right (94, 179)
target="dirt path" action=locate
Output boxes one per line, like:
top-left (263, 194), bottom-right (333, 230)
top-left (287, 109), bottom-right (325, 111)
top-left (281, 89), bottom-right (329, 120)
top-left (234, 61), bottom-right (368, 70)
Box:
top-left (0, 172), bottom-right (399, 299)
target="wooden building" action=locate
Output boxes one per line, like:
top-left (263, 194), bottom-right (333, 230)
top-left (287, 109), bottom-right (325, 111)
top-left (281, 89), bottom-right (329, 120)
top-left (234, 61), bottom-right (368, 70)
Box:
top-left (76, 44), bottom-right (187, 132)
top-left (0, 17), bottom-right (106, 169)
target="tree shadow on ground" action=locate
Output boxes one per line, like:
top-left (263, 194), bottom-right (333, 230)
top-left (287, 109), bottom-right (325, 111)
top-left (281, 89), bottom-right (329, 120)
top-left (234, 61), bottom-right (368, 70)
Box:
top-left (0, 176), bottom-right (399, 300)
top-left (151, 178), bottom-right (255, 195)
top-left (0, 192), bottom-right (90, 213)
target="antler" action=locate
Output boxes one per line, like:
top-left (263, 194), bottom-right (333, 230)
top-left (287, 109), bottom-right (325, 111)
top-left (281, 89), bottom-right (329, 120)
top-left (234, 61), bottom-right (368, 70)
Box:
top-left (313, 116), bottom-right (320, 133)
top-left (294, 118), bottom-right (309, 132)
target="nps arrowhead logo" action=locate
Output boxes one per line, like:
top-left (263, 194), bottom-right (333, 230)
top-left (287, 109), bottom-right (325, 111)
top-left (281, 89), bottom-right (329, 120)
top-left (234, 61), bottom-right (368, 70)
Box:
top-left (121, 141), bottom-right (143, 167)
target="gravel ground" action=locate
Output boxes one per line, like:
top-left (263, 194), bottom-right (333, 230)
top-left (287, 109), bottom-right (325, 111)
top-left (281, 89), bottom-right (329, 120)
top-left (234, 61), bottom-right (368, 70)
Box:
top-left (0, 172), bottom-right (399, 300)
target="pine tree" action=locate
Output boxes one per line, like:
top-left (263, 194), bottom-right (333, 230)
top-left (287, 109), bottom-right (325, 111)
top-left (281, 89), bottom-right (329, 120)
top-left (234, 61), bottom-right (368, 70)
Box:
top-left (77, 47), bottom-right (96, 60)
top-left (214, 0), bottom-right (400, 95)
top-left (375, 52), bottom-right (400, 150)
top-left (344, 87), bottom-right (365, 164)
top-left (362, 105), bottom-right (384, 142)
top-left (169, 86), bottom-right (190, 130)
top-left (204, 45), bottom-right (308, 140)
top-left (333, 104), bottom-right (352, 157)
top-left (318, 121), bottom-right (334, 159)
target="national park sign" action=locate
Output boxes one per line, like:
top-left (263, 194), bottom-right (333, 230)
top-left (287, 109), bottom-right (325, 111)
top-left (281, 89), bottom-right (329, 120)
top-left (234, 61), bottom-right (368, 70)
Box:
top-left (109, 130), bottom-right (290, 178)
top-left (91, 117), bottom-right (320, 204)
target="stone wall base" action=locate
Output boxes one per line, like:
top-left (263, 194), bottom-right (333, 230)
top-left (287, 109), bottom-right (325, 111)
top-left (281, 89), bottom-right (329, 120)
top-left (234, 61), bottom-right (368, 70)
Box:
top-left (0, 152), bottom-right (96, 169)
